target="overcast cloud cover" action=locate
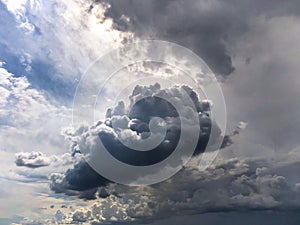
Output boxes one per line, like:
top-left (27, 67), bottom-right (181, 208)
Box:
top-left (1, 0), bottom-right (300, 224)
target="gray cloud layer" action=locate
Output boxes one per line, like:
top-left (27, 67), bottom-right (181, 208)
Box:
top-left (96, 0), bottom-right (300, 152)
top-left (23, 153), bottom-right (300, 224)
top-left (99, 0), bottom-right (300, 78)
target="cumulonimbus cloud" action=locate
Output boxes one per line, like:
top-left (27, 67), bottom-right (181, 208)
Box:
top-left (50, 83), bottom-right (230, 196)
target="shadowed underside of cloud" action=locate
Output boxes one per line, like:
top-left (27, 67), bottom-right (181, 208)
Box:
top-left (25, 154), bottom-right (300, 224)
top-left (102, 0), bottom-right (237, 77)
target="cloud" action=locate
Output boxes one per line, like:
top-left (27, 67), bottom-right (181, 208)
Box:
top-left (221, 121), bottom-right (248, 148)
top-left (104, 0), bottom-right (238, 77)
top-left (15, 152), bottom-right (51, 168)
top-left (225, 15), bottom-right (300, 150)
top-left (14, 151), bottom-right (79, 170)
top-left (2, 1), bottom-right (300, 224)
top-left (50, 83), bottom-right (227, 196)
top-left (0, 63), bottom-right (70, 155)
top-left (0, 0), bottom-right (135, 93)
top-left (102, 0), bottom-right (300, 80)
top-left (0, 4), bottom-right (135, 218)
top-left (50, 161), bottom-right (109, 198)
top-left (30, 152), bottom-right (300, 224)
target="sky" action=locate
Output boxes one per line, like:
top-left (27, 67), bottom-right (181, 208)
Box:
top-left (1, 0), bottom-right (300, 224)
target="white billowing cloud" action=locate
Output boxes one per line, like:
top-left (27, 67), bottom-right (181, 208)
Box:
top-left (0, 64), bottom-right (70, 154)
top-left (0, 86), bottom-right (10, 105)
top-left (1, 0), bottom-right (41, 34)
top-left (0, 63), bottom-right (76, 219)
top-left (0, 66), bottom-right (53, 123)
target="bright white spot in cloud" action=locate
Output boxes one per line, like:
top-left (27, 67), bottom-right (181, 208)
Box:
top-left (1, 0), bottom-right (136, 82)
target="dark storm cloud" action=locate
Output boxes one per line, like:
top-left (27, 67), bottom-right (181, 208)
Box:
top-left (91, 0), bottom-right (300, 152)
top-left (49, 155), bottom-right (300, 224)
top-left (50, 160), bottom-right (109, 199)
top-left (50, 84), bottom-right (230, 197)
top-left (102, 84), bottom-right (220, 166)
top-left (63, 161), bottom-right (109, 191)
top-left (102, 0), bottom-right (238, 77)
top-left (91, 0), bottom-right (300, 78)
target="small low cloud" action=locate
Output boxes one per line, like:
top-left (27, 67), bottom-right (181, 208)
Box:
top-left (14, 151), bottom-right (77, 169)
top-left (15, 152), bottom-right (52, 168)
